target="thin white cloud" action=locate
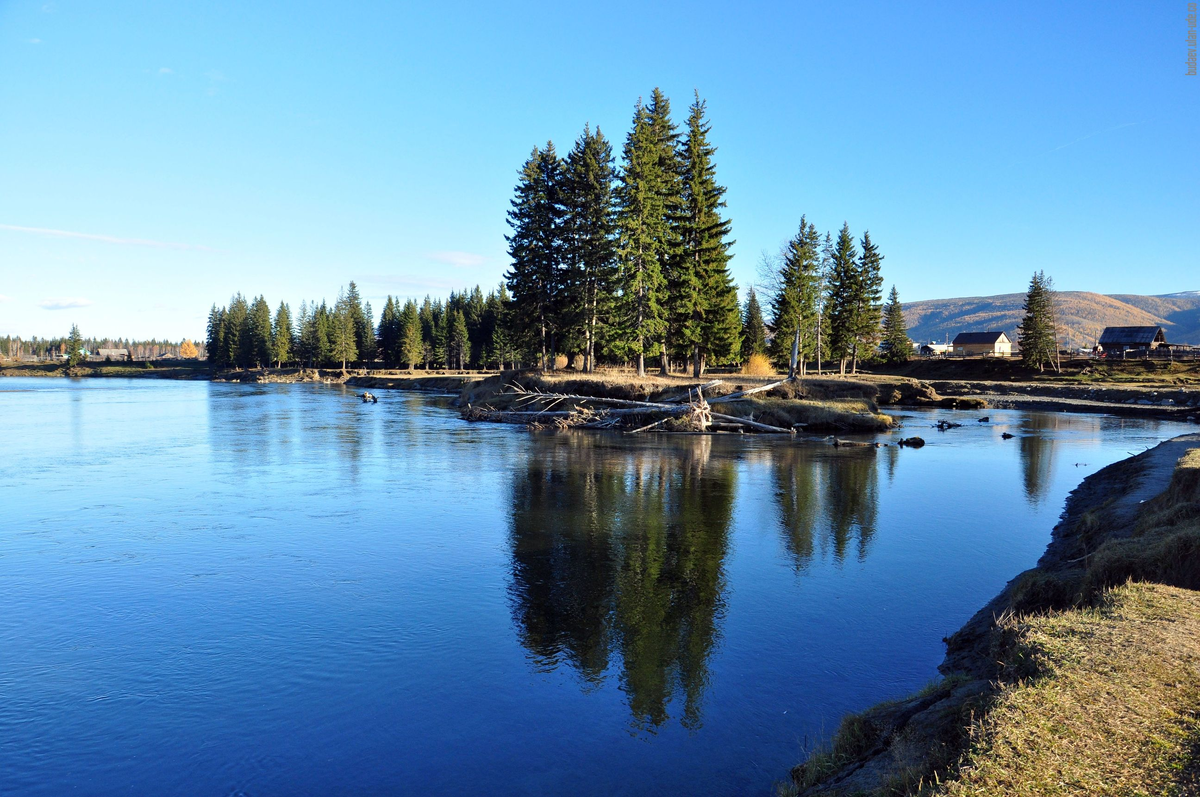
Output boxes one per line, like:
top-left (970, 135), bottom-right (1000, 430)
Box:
top-left (429, 250), bottom-right (486, 268)
top-left (29, 38), bottom-right (42, 44)
top-left (0, 294), bottom-right (10, 303)
top-left (40, 297), bottom-right (93, 310)
top-left (1049, 121), bottom-right (1143, 153)
top-left (0, 223), bottom-right (215, 252)
top-left (159, 67), bottom-right (173, 74)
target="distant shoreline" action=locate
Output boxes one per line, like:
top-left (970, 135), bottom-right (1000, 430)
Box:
top-left (2, 361), bottom-right (1197, 424)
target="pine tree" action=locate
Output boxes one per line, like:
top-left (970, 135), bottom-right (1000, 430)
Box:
top-left (673, 92), bottom-right (739, 376)
top-left (506, 143), bottom-right (565, 370)
top-left (1018, 271), bottom-right (1059, 372)
top-left (272, 301), bottom-right (294, 368)
top-left (825, 224), bottom-right (860, 374)
top-left (224, 294), bottom-right (249, 369)
top-left (881, 286), bottom-right (910, 364)
top-left (849, 231), bottom-right (885, 373)
top-left (345, 281), bottom-right (372, 365)
top-left (206, 304), bottom-right (226, 368)
top-left (770, 218), bottom-right (824, 377)
top-left (330, 290), bottom-right (358, 371)
top-left (561, 124), bottom-right (618, 372)
top-left (464, 286), bottom-right (486, 368)
top-left (447, 309), bottom-right (469, 370)
top-left (361, 300), bottom-right (378, 363)
top-left (247, 295), bottom-right (273, 368)
top-left (613, 99), bottom-right (669, 377)
top-left (399, 299), bottom-right (423, 370)
top-left (377, 296), bottom-right (399, 365)
top-left (741, 288), bottom-right (767, 360)
top-left (418, 297), bottom-right (436, 368)
top-left (65, 324), bottom-right (84, 368)
top-left (647, 87), bottom-right (685, 374)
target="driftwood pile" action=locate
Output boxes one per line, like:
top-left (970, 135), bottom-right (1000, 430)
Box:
top-left (461, 378), bottom-right (801, 435)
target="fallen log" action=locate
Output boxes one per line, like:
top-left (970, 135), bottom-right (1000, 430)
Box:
top-left (710, 411), bottom-right (796, 434)
top-left (708, 377), bottom-right (794, 405)
top-left (510, 392), bottom-right (676, 410)
top-left (660, 379), bottom-right (724, 403)
top-left (627, 416), bottom-right (672, 434)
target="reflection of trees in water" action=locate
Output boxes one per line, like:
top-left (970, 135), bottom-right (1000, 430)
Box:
top-left (507, 435), bottom-right (734, 730)
top-left (1018, 413), bottom-right (1061, 504)
top-left (772, 447), bottom-right (880, 570)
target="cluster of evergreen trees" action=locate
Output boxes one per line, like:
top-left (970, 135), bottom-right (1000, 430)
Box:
top-left (504, 89), bottom-right (740, 377)
top-left (744, 217), bottom-right (896, 375)
top-left (205, 281), bottom-right (520, 371)
top-left (203, 89), bottom-right (906, 376)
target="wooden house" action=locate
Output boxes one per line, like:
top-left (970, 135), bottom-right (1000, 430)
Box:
top-left (952, 331), bottom-right (1012, 356)
top-left (1097, 326), bottom-right (1167, 353)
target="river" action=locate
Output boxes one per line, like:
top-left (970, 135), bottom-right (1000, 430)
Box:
top-left (0, 378), bottom-right (1191, 795)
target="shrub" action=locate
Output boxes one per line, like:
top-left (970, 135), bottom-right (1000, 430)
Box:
top-left (742, 352), bottom-right (774, 376)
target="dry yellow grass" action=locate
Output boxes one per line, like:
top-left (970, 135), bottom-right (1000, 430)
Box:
top-left (940, 582), bottom-right (1200, 797)
top-left (743, 353), bottom-right (775, 376)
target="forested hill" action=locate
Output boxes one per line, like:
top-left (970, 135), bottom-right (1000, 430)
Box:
top-left (903, 291), bottom-right (1200, 349)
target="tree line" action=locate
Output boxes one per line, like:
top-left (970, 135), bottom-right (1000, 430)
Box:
top-left (205, 281), bottom-right (518, 371)
top-left (0, 334), bottom-right (202, 361)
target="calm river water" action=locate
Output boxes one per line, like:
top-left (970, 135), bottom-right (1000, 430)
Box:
top-left (0, 378), bottom-right (1192, 795)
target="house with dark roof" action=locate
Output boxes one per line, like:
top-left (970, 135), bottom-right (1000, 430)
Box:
top-left (952, 331), bottom-right (1012, 357)
top-left (1097, 326), bottom-right (1167, 352)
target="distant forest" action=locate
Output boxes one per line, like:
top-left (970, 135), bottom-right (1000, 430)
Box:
top-left (0, 335), bottom-right (201, 361)
top-left (207, 88), bottom-right (895, 376)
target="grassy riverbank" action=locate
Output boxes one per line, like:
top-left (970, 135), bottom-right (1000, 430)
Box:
top-left (785, 437), bottom-right (1200, 796)
top-left (0, 360), bottom-right (211, 379)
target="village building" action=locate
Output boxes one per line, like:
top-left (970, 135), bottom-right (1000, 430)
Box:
top-left (94, 348), bottom-right (130, 361)
top-left (951, 331), bottom-right (1012, 357)
top-left (920, 341), bottom-right (953, 357)
top-left (1096, 326), bottom-right (1167, 353)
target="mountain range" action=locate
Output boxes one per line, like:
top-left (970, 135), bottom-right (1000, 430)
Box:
top-left (902, 291), bottom-right (1200, 350)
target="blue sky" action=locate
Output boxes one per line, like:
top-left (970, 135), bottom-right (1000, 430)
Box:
top-left (0, 0), bottom-right (1196, 340)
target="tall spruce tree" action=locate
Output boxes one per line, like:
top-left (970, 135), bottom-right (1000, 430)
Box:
top-left (741, 287), bottom-right (767, 360)
top-left (881, 286), bottom-right (910, 364)
top-left (345, 282), bottom-right (372, 365)
top-left (223, 294), bottom-right (249, 369)
top-left (206, 304), bottom-right (226, 368)
top-left (647, 87), bottom-right (685, 374)
top-left (65, 323), bottom-right (84, 368)
top-left (377, 296), bottom-right (400, 365)
top-left (674, 92), bottom-right (739, 376)
top-left (1018, 271), bottom-right (1059, 372)
top-left (769, 217), bottom-right (823, 377)
top-left (247, 295), bottom-right (273, 368)
top-left (849, 231), bottom-right (885, 373)
top-left (506, 143), bottom-right (565, 370)
top-left (330, 289), bottom-right (358, 371)
top-left (613, 100), bottom-right (669, 377)
top-left (399, 299), bottom-right (423, 370)
top-left (447, 309), bottom-right (469, 370)
top-left (561, 124), bottom-right (618, 372)
top-left (824, 224), bottom-right (860, 374)
top-left (271, 301), bottom-right (294, 368)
